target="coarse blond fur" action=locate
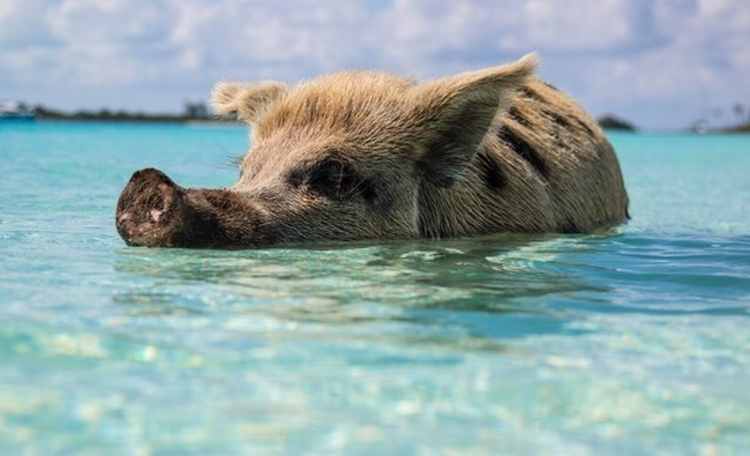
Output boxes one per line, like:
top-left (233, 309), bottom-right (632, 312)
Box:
top-left (209, 53), bottom-right (628, 242)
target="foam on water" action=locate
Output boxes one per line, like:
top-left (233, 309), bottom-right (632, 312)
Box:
top-left (1, 122), bottom-right (749, 454)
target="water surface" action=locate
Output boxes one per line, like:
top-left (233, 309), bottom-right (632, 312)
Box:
top-left (1, 122), bottom-right (749, 454)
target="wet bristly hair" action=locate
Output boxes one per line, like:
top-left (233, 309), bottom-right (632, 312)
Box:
top-left (202, 53), bottom-right (627, 245)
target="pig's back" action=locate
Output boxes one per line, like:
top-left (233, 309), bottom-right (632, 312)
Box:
top-left (481, 78), bottom-right (629, 232)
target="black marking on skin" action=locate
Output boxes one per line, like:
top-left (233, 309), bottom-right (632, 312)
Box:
top-left (576, 118), bottom-right (595, 136)
top-left (545, 109), bottom-right (571, 129)
top-left (507, 106), bottom-right (532, 128)
top-left (543, 81), bottom-right (560, 92)
top-left (476, 152), bottom-right (507, 191)
top-left (498, 126), bottom-right (549, 179)
top-left (519, 86), bottom-right (543, 102)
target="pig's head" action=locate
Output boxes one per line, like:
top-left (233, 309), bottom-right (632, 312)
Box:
top-left (116, 54), bottom-right (537, 248)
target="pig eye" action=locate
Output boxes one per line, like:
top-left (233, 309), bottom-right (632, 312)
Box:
top-left (287, 157), bottom-right (377, 202)
top-left (307, 158), bottom-right (359, 200)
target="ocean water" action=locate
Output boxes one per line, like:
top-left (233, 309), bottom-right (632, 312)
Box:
top-left (1, 121), bottom-right (749, 455)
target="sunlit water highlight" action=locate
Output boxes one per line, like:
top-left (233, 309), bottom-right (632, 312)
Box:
top-left (1, 122), bottom-right (749, 454)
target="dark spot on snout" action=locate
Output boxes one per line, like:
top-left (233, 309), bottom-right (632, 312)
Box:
top-left (498, 126), bottom-right (549, 179)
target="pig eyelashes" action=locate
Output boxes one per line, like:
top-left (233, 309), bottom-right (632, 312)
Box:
top-left (287, 158), bottom-right (376, 202)
top-left (308, 159), bottom-right (358, 199)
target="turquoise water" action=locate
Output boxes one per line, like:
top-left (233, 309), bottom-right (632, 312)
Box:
top-left (1, 121), bottom-right (749, 454)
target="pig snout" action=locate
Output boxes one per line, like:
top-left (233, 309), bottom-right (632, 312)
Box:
top-left (115, 168), bottom-right (194, 247)
top-left (116, 168), bottom-right (268, 248)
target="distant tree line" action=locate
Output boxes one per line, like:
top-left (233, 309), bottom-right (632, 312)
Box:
top-left (23, 101), bottom-right (234, 123)
top-left (691, 102), bottom-right (750, 133)
top-left (26, 99), bottom-right (639, 131)
top-left (11, 98), bottom-right (749, 133)
top-left (724, 103), bottom-right (750, 132)
top-left (596, 114), bottom-right (636, 132)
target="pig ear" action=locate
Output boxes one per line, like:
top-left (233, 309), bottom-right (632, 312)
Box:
top-left (410, 53), bottom-right (538, 187)
top-left (211, 81), bottom-right (288, 124)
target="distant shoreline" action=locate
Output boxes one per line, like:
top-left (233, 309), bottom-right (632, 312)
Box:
top-left (33, 111), bottom-right (240, 125)
top-left (32, 116), bottom-right (243, 127)
top-left (721, 123), bottom-right (750, 134)
top-left (6, 110), bottom-right (749, 134)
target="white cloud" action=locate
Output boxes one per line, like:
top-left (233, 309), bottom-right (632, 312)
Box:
top-left (519, 0), bottom-right (633, 50)
top-left (574, 0), bottom-right (750, 125)
top-left (0, 0), bottom-right (748, 128)
top-left (0, 0), bottom-right (56, 46)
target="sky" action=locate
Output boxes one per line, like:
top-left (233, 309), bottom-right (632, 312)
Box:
top-left (1, 0), bottom-right (749, 130)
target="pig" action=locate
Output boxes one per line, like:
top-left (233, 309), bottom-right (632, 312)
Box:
top-left (115, 53), bottom-right (629, 248)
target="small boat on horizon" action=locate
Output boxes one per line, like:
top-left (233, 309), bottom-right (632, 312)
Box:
top-left (0, 100), bottom-right (35, 121)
